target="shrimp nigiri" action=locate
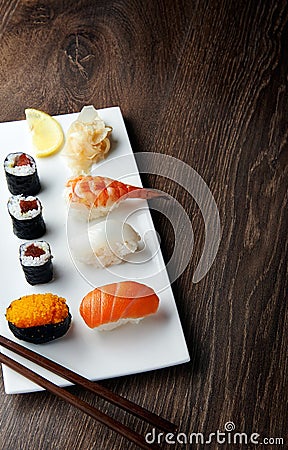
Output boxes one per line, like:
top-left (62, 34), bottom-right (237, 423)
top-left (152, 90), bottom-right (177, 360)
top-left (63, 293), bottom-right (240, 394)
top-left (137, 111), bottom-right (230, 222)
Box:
top-left (65, 175), bottom-right (162, 220)
top-left (79, 281), bottom-right (159, 330)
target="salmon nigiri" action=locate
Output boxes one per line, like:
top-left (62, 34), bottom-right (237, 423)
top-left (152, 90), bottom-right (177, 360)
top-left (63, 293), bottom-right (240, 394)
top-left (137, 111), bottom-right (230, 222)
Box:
top-left (79, 281), bottom-right (159, 330)
top-left (65, 175), bottom-right (162, 220)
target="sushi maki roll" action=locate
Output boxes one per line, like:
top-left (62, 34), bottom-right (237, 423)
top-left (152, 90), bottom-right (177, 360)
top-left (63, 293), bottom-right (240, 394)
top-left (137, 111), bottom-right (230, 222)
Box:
top-left (4, 152), bottom-right (41, 196)
top-left (7, 195), bottom-right (46, 239)
top-left (19, 241), bottom-right (53, 285)
top-left (5, 293), bottom-right (72, 344)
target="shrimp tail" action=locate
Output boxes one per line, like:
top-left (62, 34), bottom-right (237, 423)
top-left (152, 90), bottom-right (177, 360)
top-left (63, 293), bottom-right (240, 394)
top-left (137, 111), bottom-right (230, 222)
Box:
top-left (125, 186), bottom-right (167, 200)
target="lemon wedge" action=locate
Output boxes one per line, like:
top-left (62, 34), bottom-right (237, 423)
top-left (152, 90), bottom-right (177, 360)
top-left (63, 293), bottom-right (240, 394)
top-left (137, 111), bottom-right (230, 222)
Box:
top-left (25, 108), bottom-right (64, 157)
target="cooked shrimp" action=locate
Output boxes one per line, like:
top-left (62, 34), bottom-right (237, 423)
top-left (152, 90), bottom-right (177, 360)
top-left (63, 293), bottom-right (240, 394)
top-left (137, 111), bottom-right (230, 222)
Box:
top-left (65, 175), bottom-right (161, 219)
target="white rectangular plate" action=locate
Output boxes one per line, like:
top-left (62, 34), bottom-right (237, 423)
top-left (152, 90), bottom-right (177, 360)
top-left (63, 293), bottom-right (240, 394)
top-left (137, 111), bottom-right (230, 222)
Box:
top-left (0, 106), bottom-right (189, 394)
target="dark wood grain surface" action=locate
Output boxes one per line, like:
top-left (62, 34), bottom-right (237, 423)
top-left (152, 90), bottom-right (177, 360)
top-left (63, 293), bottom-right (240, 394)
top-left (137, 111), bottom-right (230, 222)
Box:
top-left (0, 1), bottom-right (287, 449)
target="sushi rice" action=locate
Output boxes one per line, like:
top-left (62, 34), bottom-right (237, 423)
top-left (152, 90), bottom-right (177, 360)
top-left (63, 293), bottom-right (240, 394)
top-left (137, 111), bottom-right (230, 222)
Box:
top-left (20, 241), bottom-right (51, 266)
top-left (8, 195), bottom-right (41, 220)
top-left (95, 317), bottom-right (142, 331)
top-left (65, 199), bottom-right (115, 221)
top-left (4, 153), bottom-right (36, 176)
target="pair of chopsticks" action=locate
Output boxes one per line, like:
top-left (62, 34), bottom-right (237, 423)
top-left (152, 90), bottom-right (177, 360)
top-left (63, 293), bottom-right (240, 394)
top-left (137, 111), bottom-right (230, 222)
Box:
top-left (0, 335), bottom-right (177, 449)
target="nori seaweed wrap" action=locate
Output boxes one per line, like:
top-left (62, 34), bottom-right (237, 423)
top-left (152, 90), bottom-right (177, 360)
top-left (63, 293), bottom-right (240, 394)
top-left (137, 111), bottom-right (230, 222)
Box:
top-left (19, 241), bottom-right (53, 285)
top-left (7, 195), bottom-right (46, 239)
top-left (4, 152), bottom-right (41, 196)
top-left (8, 315), bottom-right (72, 344)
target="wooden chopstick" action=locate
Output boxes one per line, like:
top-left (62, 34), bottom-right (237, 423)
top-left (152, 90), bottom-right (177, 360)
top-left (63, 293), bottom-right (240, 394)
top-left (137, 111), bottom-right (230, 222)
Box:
top-left (0, 335), bottom-right (177, 448)
top-left (0, 352), bottom-right (158, 450)
top-left (0, 335), bottom-right (175, 432)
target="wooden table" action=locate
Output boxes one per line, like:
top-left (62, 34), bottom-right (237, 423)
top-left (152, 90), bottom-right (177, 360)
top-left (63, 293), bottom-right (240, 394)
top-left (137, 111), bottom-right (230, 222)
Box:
top-left (0, 1), bottom-right (287, 449)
